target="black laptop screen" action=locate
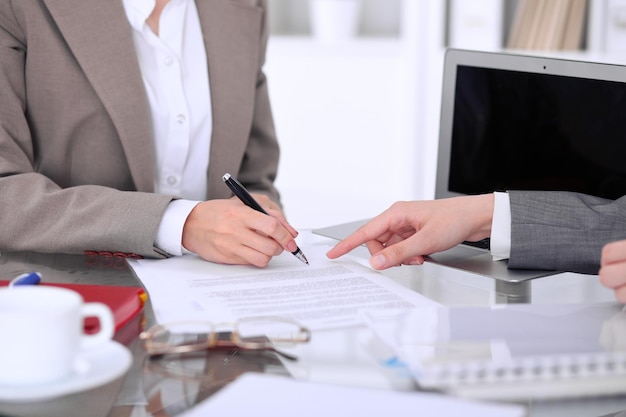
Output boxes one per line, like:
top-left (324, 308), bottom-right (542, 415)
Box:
top-left (449, 65), bottom-right (626, 200)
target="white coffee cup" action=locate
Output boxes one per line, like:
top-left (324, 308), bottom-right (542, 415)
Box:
top-left (0, 286), bottom-right (114, 386)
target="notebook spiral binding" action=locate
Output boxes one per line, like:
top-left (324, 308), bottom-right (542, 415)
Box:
top-left (417, 351), bottom-right (626, 388)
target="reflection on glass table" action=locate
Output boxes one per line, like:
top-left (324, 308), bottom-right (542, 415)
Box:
top-left (141, 318), bottom-right (311, 361)
top-left (141, 342), bottom-right (291, 416)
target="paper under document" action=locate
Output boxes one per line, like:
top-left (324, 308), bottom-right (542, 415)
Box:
top-left (128, 244), bottom-right (439, 330)
top-left (177, 373), bottom-right (527, 417)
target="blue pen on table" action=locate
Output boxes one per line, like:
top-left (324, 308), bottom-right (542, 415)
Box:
top-left (222, 173), bottom-right (309, 265)
top-left (9, 272), bottom-right (42, 287)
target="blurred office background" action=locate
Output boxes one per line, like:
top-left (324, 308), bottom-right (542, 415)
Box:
top-left (264, 0), bottom-right (622, 229)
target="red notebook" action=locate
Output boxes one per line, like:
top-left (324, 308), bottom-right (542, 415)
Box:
top-left (0, 280), bottom-right (147, 333)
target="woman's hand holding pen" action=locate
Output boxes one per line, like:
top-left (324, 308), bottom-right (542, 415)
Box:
top-left (181, 195), bottom-right (300, 267)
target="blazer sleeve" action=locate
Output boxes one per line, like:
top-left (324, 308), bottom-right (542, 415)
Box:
top-left (0, 2), bottom-right (172, 258)
top-left (508, 190), bottom-right (626, 274)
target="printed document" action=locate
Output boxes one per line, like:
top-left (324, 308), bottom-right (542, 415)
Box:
top-left (128, 244), bottom-right (439, 330)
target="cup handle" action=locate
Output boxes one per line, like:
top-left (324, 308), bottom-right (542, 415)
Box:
top-left (80, 302), bottom-right (114, 349)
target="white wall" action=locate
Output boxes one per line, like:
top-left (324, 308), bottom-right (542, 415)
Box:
top-left (266, 40), bottom-right (414, 229)
top-left (265, 1), bottom-right (446, 230)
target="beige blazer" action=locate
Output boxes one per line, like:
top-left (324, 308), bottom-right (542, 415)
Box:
top-left (0, 0), bottom-right (280, 257)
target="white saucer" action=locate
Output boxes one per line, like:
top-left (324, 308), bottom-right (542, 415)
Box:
top-left (0, 340), bottom-right (132, 403)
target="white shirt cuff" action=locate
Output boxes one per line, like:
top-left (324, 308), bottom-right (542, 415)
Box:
top-left (155, 199), bottom-right (201, 256)
top-left (491, 191), bottom-right (511, 260)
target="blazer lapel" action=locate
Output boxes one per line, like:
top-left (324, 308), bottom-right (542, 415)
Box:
top-left (196, 1), bottom-right (263, 198)
top-left (42, 0), bottom-right (155, 192)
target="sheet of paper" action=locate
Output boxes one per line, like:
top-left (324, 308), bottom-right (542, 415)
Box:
top-left (177, 373), bottom-right (526, 417)
top-left (128, 244), bottom-right (440, 330)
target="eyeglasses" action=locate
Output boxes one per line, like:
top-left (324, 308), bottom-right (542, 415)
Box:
top-left (140, 317), bottom-right (311, 361)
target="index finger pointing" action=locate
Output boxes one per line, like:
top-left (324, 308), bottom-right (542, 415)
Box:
top-left (326, 217), bottom-right (391, 259)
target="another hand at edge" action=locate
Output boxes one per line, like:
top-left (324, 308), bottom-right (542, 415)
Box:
top-left (599, 240), bottom-right (626, 303)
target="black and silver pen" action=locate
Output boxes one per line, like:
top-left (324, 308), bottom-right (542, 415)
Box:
top-left (222, 173), bottom-right (309, 265)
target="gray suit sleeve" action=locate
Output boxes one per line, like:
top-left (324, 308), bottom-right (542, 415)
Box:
top-left (508, 190), bottom-right (626, 274)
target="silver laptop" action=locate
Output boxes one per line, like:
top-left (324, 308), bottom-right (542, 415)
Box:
top-left (314, 48), bottom-right (626, 282)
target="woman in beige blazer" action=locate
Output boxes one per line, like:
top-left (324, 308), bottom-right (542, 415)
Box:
top-left (0, 0), bottom-right (298, 266)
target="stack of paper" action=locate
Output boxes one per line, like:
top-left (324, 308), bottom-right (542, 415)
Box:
top-left (178, 373), bottom-right (526, 417)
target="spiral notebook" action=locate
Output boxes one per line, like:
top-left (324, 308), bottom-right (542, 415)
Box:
top-left (363, 302), bottom-right (626, 401)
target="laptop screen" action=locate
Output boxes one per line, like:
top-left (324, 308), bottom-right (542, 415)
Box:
top-left (436, 49), bottom-right (626, 201)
